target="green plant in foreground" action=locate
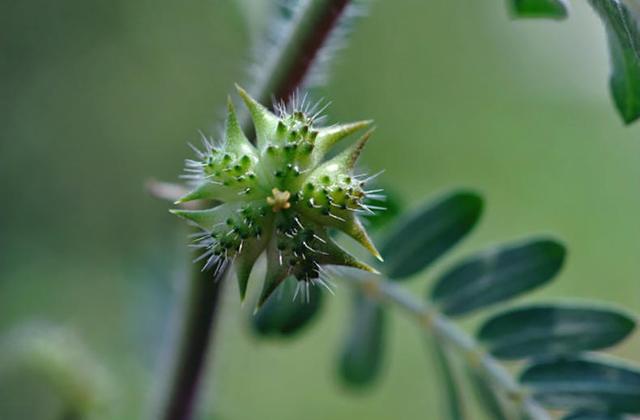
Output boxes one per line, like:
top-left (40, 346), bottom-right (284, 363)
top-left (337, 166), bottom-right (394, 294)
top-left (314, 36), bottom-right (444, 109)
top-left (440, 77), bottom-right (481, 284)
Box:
top-left (171, 86), bottom-right (381, 305)
top-left (155, 1), bottom-right (640, 419)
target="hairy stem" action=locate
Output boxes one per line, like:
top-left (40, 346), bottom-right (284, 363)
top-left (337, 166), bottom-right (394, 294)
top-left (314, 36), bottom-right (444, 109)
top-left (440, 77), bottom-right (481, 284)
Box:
top-left (158, 260), bottom-right (226, 420)
top-left (341, 273), bottom-right (551, 420)
top-left (159, 1), bottom-right (355, 419)
top-left (250, 0), bottom-right (351, 106)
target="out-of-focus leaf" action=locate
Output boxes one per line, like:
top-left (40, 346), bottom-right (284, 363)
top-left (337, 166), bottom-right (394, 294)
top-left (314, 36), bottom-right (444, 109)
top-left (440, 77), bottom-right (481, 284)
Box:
top-left (466, 368), bottom-right (509, 420)
top-left (563, 411), bottom-right (626, 420)
top-left (380, 190), bottom-right (483, 280)
top-left (520, 356), bottom-right (640, 413)
top-left (338, 292), bottom-right (386, 386)
top-left (0, 324), bottom-right (112, 420)
top-left (589, 0), bottom-right (640, 124)
top-left (478, 303), bottom-right (635, 360)
top-left (431, 238), bottom-right (565, 317)
top-left (362, 184), bottom-right (404, 233)
top-left (429, 339), bottom-right (465, 419)
top-left (509, 0), bottom-right (569, 19)
top-left (252, 276), bottom-right (323, 337)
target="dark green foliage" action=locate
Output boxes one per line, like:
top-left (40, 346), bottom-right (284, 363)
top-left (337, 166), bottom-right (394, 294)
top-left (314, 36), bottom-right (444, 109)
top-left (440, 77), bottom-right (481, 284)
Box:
top-left (246, 189), bottom-right (640, 419)
top-left (589, 0), bottom-right (640, 124)
top-left (380, 190), bottom-right (483, 280)
top-left (252, 277), bottom-right (323, 337)
top-left (429, 339), bottom-right (465, 420)
top-left (563, 411), bottom-right (626, 420)
top-left (520, 356), bottom-right (640, 413)
top-left (466, 368), bottom-right (508, 420)
top-left (338, 293), bottom-right (386, 386)
top-left (431, 238), bottom-right (565, 316)
top-left (509, 0), bottom-right (569, 19)
top-left (478, 304), bottom-right (635, 360)
top-left (511, 0), bottom-right (640, 124)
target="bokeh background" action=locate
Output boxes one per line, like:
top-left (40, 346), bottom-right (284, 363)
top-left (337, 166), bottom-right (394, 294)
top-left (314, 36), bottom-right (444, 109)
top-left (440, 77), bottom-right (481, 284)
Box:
top-left (1, 0), bottom-right (639, 419)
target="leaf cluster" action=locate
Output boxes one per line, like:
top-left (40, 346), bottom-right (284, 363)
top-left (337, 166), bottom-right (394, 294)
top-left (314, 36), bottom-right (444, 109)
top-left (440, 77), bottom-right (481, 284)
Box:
top-left (249, 188), bottom-right (639, 419)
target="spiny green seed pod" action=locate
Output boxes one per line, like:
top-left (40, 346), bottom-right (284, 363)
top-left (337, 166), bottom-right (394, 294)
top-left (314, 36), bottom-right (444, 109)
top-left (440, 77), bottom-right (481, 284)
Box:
top-left (172, 85), bottom-right (383, 306)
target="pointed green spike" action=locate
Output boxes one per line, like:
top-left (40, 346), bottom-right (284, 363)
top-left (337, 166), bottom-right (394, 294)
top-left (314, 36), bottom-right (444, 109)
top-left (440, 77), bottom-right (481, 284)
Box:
top-left (235, 84), bottom-right (279, 150)
top-left (233, 227), bottom-right (271, 301)
top-left (170, 203), bottom-right (235, 230)
top-left (312, 120), bottom-right (372, 164)
top-left (234, 252), bottom-right (257, 301)
top-left (344, 217), bottom-right (383, 261)
top-left (225, 96), bottom-right (258, 158)
top-left (175, 181), bottom-right (233, 204)
top-left (315, 229), bottom-right (380, 274)
top-left (339, 128), bottom-right (375, 171)
top-left (296, 206), bottom-right (382, 262)
top-left (310, 129), bottom-right (375, 179)
top-left (257, 241), bottom-right (289, 307)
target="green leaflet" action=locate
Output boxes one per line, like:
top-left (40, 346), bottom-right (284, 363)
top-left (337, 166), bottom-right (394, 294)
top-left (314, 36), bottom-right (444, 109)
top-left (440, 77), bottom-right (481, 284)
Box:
top-left (429, 339), bottom-right (466, 420)
top-left (252, 276), bottom-right (324, 337)
top-left (380, 190), bottom-right (483, 280)
top-left (509, 0), bottom-right (569, 19)
top-left (338, 292), bottom-right (386, 386)
top-left (478, 303), bottom-right (636, 360)
top-left (431, 238), bottom-right (565, 317)
top-left (466, 368), bottom-right (509, 420)
top-left (520, 355), bottom-right (640, 414)
top-left (589, 0), bottom-right (640, 124)
top-left (562, 411), bottom-right (626, 420)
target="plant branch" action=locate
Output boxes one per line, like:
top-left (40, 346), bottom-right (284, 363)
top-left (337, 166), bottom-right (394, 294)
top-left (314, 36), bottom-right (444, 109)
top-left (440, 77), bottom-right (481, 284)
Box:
top-left (340, 273), bottom-right (552, 420)
top-left (158, 1), bottom-right (356, 420)
top-left (157, 260), bottom-right (226, 420)
top-left (249, 0), bottom-right (351, 107)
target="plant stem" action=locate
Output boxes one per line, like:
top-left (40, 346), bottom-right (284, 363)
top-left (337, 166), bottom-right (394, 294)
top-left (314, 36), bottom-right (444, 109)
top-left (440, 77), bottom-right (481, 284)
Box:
top-left (342, 273), bottom-right (552, 420)
top-left (250, 0), bottom-right (351, 106)
top-left (159, 1), bottom-right (355, 419)
top-left (158, 260), bottom-right (226, 420)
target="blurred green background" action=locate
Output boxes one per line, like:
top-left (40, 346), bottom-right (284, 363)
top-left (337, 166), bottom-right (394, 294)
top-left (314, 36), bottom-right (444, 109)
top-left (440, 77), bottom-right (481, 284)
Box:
top-left (1, 0), bottom-right (639, 419)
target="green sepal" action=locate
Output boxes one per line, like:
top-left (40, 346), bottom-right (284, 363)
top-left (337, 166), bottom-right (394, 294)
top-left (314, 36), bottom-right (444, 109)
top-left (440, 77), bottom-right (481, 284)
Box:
top-left (175, 181), bottom-right (235, 204)
top-left (311, 120), bottom-right (372, 165)
top-left (341, 216), bottom-right (383, 261)
top-left (233, 222), bottom-right (272, 301)
top-left (170, 202), bottom-right (239, 231)
top-left (257, 226), bottom-right (378, 308)
top-left (235, 84), bottom-right (279, 150)
top-left (313, 227), bottom-right (379, 273)
top-left (258, 237), bottom-right (291, 307)
top-left (311, 128), bottom-right (374, 175)
top-left (224, 96), bottom-right (259, 159)
top-left (298, 206), bottom-right (382, 261)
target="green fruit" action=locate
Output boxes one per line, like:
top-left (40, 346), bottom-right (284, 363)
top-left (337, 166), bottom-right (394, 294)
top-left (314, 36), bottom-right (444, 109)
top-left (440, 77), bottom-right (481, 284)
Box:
top-left (172, 85), bottom-right (382, 306)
